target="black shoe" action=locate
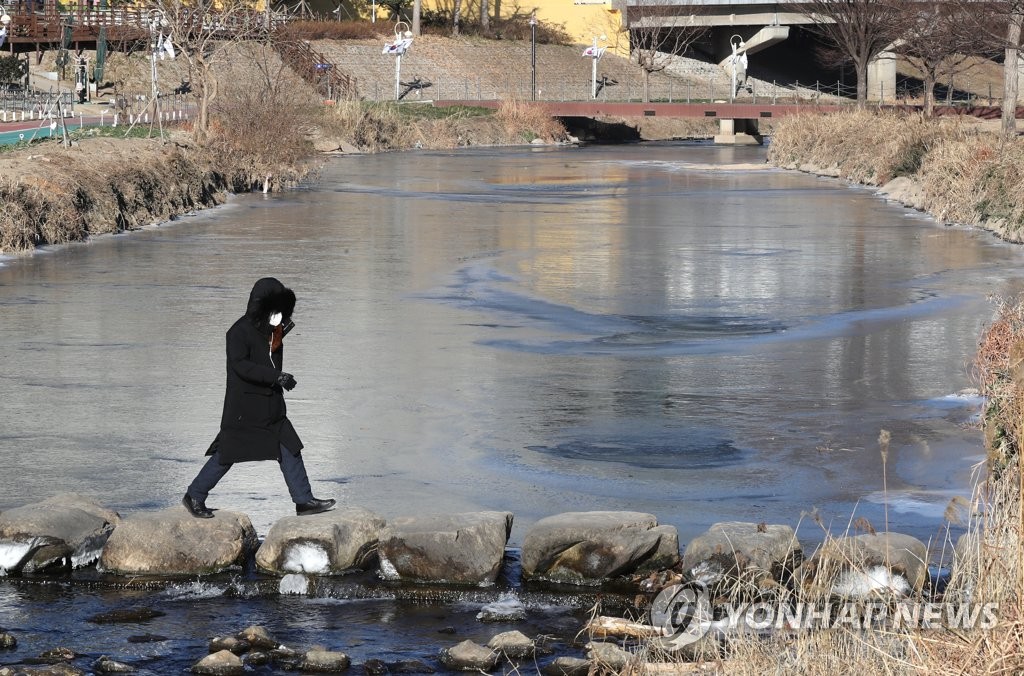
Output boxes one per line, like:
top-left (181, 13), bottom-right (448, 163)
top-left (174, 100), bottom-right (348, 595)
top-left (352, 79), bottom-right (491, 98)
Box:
top-left (182, 494), bottom-right (214, 519)
top-left (296, 497), bottom-right (336, 516)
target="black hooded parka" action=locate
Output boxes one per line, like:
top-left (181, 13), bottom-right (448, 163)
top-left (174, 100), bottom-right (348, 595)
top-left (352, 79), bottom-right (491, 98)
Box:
top-left (206, 278), bottom-right (304, 464)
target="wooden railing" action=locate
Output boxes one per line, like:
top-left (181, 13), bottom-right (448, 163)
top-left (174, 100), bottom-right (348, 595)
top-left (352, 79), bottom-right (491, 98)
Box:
top-left (2, 6), bottom-right (284, 45)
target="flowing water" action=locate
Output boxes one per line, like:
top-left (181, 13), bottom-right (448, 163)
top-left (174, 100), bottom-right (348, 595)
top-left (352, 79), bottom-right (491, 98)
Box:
top-left (1, 142), bottom-right (1022, 671)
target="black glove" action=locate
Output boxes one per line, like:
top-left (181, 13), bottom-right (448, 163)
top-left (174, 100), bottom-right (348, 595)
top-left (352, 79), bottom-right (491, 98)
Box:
top-left (277, 372), bottom-right (297, 391)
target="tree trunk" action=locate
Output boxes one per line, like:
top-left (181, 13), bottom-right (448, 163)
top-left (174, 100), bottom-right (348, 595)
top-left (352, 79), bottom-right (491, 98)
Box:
top-left (452, 0), bottom-right (461, 36)
top-left (412, 0), bottom-right (420, 35)
top-left (643, 67), bottom-right (650, 103)
top-left (924, 68), bottom-right (935, 118)
top-left (1002, 12), bottom-right (1022, 137)
top-left (855, 53), bottom-right (868, 109)
top-left (481, 0), bottom-right (489, 31)
top-left (196, 59), bottom-right (217, 142)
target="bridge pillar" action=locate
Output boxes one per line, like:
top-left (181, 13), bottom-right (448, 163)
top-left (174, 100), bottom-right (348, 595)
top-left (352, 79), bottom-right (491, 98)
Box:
top-left (714, 118), bottom-right (762, 145)
top-left (867, 48), bottom-right (897, 103)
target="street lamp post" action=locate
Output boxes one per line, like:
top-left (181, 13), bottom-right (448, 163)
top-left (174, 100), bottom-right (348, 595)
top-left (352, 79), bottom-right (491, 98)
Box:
top-left (382, 22), bottom-right (414, 101)
top-left (529, 10), bottom-right (536, 101)
top-left (583, 35), bottom-right (607, 99)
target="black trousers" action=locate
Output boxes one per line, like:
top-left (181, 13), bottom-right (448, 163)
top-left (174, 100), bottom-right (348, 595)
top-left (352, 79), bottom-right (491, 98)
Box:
top-left (187, 444), bottom-right (314, 505)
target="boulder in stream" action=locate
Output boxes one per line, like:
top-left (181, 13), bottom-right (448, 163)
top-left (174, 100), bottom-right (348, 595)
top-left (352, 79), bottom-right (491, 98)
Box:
top-left (681, 521), bottom-right (803, 590)
top-left (255, 508), bottom-right (385, 575)
top-left (99, 508), bottom-right (256, 576)
top-left (522, 511), bottom-right (679, 585)
top-left (378, 512), bottom-right (512, 586)
top-left (0, 493), bottom-right (119, 573)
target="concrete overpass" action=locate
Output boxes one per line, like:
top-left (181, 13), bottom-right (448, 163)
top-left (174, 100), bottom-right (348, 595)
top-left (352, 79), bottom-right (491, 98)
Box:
top-left (617, 0), bottom-right (897, 102)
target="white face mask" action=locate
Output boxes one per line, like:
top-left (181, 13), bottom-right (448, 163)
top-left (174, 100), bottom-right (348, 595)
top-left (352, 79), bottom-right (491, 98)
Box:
top-left (269, 312), bottom-right (283, 327)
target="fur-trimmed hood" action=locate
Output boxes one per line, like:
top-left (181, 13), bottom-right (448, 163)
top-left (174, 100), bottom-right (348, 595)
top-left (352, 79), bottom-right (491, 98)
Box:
top-left (245, 277), bottom-right (296, 332)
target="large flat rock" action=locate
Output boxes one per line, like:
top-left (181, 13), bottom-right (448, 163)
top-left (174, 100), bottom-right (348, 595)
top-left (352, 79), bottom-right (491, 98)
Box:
top-left (378, 511), bottom-right (513, 586)
top-left (255, 507), bottom-right (385, 575)
top-left (0, 493), bottom-right (120, 573)
top-left (522, 511), bottom-right (680, 585)
top-left (99, 507), bottom-right (257, 576)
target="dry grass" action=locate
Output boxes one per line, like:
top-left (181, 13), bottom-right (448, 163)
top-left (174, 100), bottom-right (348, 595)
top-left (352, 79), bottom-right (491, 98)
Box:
top-left (316, 100), bottom-right (567, 151)
top-left (493, 99), bottom-right (566, 144)
top-left (918, 139), bottom-right (1024, 240)
top-left (767, 110), bottom-right (969, 185)
top-left (973, 297), bottom-right (1024, 475)
top-left (768, 111), bottom-right (1024, 241)
top-left (319, 101), bottom-right (417, 151)
top-left (0, 137), bottom-right (233, 252)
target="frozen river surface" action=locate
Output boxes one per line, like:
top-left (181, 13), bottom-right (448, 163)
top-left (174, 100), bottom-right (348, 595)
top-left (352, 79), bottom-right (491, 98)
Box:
top-left (3, 142), bottom-right (1021, 546)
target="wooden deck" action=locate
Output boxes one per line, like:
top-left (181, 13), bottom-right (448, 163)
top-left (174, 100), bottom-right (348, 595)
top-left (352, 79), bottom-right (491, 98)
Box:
top-left (5, 5), bottom-right (147, 48)
top-left (2, 3), bottom-right (277, 51)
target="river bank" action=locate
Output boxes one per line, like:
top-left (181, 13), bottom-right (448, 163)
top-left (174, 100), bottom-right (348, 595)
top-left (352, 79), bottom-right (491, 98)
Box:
top-left (766, 111), bottom-right (1024, 243)
top-left (0, 98), bottom-right (590, 254)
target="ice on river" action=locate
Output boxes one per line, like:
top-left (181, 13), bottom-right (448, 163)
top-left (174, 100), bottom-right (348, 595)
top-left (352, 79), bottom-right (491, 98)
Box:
top-left (0, 540), bottom-right (36, 575)
top-left (279, 573), bottom-right (310, 595)
top-left (477, 592), bottom-right (527, 622)
top-left (282, 543), bottom-right (330, 574)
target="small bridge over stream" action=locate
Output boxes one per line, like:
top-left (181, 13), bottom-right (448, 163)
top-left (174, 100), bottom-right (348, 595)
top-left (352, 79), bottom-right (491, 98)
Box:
top-left (432, 100), bottom-right (1018, 144)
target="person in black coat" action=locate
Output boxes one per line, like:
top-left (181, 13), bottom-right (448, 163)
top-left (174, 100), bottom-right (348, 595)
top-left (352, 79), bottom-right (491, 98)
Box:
top-left (182, 278), bottom-right (335, 518)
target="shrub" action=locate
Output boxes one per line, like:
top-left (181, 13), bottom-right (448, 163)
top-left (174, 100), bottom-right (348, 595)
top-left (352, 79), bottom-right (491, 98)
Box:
top-left (276, 19), bottom-right (385, 41)
top-left (0, 55), bottom-right (25, 85)
top-left (418, 9), bottom-right (572, 45)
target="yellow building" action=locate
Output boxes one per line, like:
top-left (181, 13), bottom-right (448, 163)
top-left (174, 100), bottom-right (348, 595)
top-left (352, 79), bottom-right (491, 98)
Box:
top-left (407, 0), bottom-right (623, 51)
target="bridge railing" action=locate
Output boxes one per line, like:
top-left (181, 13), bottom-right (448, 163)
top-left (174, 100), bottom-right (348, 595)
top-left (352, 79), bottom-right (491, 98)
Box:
top-left (362, 74), bottom-right (997, 108)
top-left (363, 76), bottom-right (854, 105)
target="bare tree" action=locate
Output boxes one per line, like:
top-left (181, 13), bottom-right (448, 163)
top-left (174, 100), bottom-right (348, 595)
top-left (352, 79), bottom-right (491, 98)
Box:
top-left (480, 0), bottom-right (489, 31)
top-left (452, 0), bottom-right (461, 36)
top-left (790, 0), bottom-right (906, 108)
top-left (949, 0), bottom-right (1024, 135)
top-left (145, 0), bottom-right (266, 142)
top-left (628, 0), bottom-right (708, 103)
top-left (892, 1), bottom-right (976, 117)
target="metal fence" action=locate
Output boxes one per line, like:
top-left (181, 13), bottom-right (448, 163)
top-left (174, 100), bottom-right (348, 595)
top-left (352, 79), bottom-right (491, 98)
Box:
top-left (0, 87), bottom-right (74, 118)
top-left (101, 91), bottom-right (191, 118)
